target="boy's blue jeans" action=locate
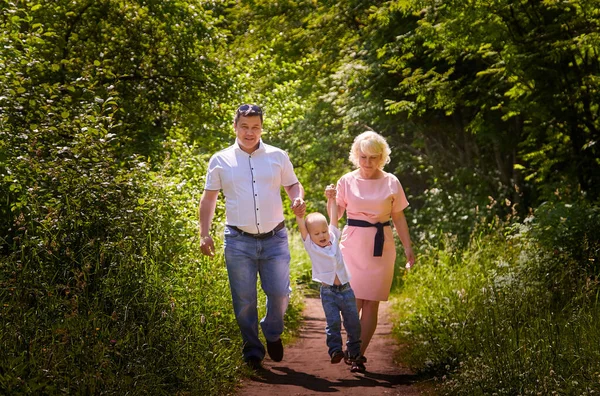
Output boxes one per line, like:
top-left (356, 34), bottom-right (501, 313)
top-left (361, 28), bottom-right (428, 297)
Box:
top-left (224, 225), bottom-right (291, 361)
top-left (320, 283), bottom-right (361, 358)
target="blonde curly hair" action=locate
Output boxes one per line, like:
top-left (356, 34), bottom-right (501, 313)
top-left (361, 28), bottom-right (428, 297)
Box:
top-left (349, 131), bottom-right (391, 169)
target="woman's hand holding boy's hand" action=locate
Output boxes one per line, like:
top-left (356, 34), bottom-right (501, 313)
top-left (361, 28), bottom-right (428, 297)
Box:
top-left (325, 184), bottom-right (336, 199)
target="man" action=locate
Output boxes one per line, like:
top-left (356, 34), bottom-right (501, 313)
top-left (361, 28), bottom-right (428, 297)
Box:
top-left (198, 104), bottom-right (306, 370)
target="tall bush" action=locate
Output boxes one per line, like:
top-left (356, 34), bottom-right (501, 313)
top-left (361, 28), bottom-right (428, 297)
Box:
top-left (0, 1), bottom-right (247, 393)
top-left (395, 200), bottom-right (600, 394)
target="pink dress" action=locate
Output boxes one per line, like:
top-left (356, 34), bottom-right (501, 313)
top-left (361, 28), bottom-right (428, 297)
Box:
top-left (336, 170), bottom-right (409, 301)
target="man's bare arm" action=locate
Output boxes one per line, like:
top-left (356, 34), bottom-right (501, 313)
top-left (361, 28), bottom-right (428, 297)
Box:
top-left (198, 189), bottom-right (219, 257)
top-left (284, 182), bottom-right (306, 216)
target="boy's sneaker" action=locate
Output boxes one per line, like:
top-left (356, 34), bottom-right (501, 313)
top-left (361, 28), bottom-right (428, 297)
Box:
top-left (350, 355), bottom-right (366, 373)
top-left (343, 350), bottom-right (352, 365)
top-left (330, 350), bottom-right (345, 364)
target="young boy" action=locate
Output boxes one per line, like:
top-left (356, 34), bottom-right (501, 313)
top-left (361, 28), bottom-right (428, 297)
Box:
top-left (295, 185), bottom-right (365, 373)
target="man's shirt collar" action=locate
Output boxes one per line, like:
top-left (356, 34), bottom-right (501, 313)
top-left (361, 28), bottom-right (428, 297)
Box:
top-left (234, 138), bottom-right (265, 154)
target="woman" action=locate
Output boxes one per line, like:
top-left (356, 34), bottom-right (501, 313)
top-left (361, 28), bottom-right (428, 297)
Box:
top-left (335, 131), bottom-right (415, 371)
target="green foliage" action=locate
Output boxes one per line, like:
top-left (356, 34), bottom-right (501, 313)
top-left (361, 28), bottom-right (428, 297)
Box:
top-left (221, 0), bottom-right (600, 233)
top-left (215, 0), bottom-right (373, 207)
top-left (1, 0), bottom-right (231, 158)
top-left (0, 99), bottom-right (240, 393)
top-left (526, 200), bottom-right (600, 278)
top-left (379, 0), bottom-right (600, 202)
top-left (394, 200), bottom-right (600, 394)
top-left (408, 176), bottom-right (505, 248)
top-left (3, 0), bottom-right (600, 393)
top-left (1, 1), bottom-right (282, 393)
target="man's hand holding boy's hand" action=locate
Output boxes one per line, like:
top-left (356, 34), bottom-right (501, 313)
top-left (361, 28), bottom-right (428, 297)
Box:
top-left (292, 197), bottom-right (306, 217)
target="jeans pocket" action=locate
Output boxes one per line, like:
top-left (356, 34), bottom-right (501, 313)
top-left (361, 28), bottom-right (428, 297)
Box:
top-left (274, 227), bottom-right (288, 239)
top-left (225, 226), bottom-right (241, 238)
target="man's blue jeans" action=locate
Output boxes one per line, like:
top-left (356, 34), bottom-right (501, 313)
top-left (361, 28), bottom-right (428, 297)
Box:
top-left (224, 225), bottom-right (291, 361)
top-left (320, 283), bottom-right (361, 358)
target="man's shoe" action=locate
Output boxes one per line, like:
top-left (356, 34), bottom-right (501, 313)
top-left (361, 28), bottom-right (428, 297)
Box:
top-left (266, 339), bottom-right (284, 362)
top-left (330, 350), bottom-right (345, 364)
top-left (245, 356), bottom-right (263, 371)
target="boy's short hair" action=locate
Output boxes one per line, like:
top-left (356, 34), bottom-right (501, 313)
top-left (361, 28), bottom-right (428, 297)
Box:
top-left (349, 131), bottom-right (391, 169)
top-left (305, 212), bottom-right (327, 231)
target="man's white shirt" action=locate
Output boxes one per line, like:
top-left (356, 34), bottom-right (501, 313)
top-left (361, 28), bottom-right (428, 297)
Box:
top-left (204, 139), bottom-right (299, 234)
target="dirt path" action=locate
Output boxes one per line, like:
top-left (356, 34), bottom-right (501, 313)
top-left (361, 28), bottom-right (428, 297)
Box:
top-left (236, 294), bottom-right (422, 395)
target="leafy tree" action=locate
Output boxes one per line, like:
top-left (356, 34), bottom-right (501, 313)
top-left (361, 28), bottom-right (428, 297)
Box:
top-left (1, 1), bottom-right (242, 392)
top-left (377, 0), bottom-right (600, 202)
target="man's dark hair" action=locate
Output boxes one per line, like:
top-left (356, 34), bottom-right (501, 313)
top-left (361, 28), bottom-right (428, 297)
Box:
top-left (234, 104), bottom-right (263, 124)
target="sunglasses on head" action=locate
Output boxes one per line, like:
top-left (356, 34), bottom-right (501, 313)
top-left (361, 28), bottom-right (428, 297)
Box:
top-left (235, 104), bottom-right (263, 122)
top-left (236, 104), bottom-right (263, 114)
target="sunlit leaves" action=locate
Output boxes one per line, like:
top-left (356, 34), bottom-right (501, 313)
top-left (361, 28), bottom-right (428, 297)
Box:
top-left (0, 1), bottom-right (241, 392)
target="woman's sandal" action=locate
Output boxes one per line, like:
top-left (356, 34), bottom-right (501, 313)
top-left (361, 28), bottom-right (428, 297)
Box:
top-left (349, 355), bottom-right (367, 373)
top-left (344, 350), bottom-right (368, 365)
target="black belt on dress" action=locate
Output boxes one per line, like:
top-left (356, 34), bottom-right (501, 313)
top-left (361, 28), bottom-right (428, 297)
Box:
top-left (227, 221), bottom-right (285, 239)
top-left (346, 219), bottom-right (391, 257)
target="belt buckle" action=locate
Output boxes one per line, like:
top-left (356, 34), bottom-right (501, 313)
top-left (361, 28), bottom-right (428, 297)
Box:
top-left (237, 221), bottom-right (283, 239)
top-left (254, 230), bottom-right (272, 239)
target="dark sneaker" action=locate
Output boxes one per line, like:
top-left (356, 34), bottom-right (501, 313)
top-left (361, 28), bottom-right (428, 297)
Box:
top-left (266, 339), bottom-right (284, 362)
top-left (245, 356), bottom-right (263, 371)
top-left (330, 350), bottom-right (345, 364)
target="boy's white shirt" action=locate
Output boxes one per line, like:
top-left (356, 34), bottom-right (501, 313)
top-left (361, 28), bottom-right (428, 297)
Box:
top-left (303, 225), bottom-right (351, 286)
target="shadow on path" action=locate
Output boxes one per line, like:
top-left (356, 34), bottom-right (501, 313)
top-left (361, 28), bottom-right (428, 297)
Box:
top-left (238, 296), bottom-right (424, 395)
top-left (249, 366), bottom-right (419, 393)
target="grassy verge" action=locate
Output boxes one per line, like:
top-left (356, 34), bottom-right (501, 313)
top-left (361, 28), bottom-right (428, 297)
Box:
top-left (0, 139), bottom-right (306, 395)
top-left (391, 202), bottom-right (600, 395)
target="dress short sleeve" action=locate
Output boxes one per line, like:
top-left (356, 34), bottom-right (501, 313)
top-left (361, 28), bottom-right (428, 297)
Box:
top-left (391, 175), bottom-right (409, 213)
top-left (336, 177), bottom-right (347, 210)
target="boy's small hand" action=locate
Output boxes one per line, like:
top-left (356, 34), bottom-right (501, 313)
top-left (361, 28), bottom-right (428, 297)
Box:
top-left (295, 206), bottom-right (306, 218)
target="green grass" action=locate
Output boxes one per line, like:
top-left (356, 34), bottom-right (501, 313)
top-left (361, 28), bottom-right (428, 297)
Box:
top-left (391, 203), bottom-right (600, 395)
top-left (0, 140), bottom-right (307, 395)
